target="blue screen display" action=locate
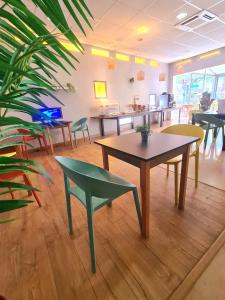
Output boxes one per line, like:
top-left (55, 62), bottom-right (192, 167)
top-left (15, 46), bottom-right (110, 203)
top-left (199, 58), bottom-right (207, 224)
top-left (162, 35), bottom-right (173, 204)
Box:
top-left (32, 107), bottom-right (63, 122)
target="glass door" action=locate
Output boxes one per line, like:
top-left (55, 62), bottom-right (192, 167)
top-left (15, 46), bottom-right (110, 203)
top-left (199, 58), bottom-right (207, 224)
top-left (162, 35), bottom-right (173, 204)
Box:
top-left (190, 73), bottom-right (204, 104)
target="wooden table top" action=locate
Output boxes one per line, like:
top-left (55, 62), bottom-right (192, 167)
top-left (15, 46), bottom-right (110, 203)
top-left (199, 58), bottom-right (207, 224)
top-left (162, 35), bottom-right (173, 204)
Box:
top-left (95, 132), bottom-right (199, 161)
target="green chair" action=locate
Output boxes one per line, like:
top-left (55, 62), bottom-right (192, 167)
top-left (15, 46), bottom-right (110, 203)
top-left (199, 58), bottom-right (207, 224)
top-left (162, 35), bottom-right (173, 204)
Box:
top-left (72, 117), bottom-right (91, 147)
top-left (195, 114), bottom-right (225, 149)
top-left (55, 156), bottom-right (142, 273)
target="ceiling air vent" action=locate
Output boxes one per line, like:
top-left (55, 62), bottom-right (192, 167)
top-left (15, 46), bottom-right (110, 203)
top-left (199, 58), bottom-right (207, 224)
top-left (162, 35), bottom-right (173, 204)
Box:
top-left (175, 10), bottom-right (218, 32)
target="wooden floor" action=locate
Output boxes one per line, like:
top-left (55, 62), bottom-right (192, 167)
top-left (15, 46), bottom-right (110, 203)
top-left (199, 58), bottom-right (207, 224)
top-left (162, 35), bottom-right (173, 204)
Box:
top-left (186, 240), bottom-right (225, 300)
top-left (1, 141), bottom-right (225, 300)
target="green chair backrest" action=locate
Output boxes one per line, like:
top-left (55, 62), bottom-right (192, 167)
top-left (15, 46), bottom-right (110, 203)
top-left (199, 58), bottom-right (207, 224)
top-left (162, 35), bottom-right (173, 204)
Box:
top-left (195, 113), bottom-right (224, 127)
top-left (55, 156), bottom-right (134, 199)
top-left (72, 117), bottom-right (88, 130)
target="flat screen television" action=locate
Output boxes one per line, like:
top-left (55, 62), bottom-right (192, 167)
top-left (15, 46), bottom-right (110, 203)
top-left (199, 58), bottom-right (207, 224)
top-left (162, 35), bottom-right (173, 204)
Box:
top-left (159, 95), bottom-right (169, 108)
top-left (32, 107), bottom-right (63, 122)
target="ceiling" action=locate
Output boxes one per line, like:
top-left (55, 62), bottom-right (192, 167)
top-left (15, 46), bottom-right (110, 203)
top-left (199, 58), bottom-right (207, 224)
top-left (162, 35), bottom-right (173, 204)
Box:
top-left (25, 0), bottom-right (225, 63)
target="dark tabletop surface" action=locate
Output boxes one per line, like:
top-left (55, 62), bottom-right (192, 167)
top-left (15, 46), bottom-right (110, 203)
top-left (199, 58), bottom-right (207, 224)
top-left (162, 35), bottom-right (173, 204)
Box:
top-left (95, 132), bottom-right (199, 161)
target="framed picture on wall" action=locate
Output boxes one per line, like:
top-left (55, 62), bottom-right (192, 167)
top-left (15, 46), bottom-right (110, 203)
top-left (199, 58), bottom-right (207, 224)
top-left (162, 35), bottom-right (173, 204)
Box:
top-left (94, 81), bottom-right (107, 98)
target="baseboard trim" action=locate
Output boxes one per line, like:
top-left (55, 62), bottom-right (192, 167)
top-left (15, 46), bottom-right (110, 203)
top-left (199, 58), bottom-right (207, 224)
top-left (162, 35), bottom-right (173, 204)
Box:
top-left (168, 228), bottom-right (225, 299)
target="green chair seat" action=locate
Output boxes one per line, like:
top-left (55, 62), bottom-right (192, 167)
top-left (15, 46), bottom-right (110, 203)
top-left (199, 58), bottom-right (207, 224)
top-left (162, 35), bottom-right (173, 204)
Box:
top-left (55, 156), bottom-right (142, 273)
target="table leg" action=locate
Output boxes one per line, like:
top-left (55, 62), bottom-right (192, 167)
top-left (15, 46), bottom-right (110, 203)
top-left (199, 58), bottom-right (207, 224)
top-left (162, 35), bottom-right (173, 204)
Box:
top-left (117, 118), bottom-right (120, 136)
top-left (178, 108), bottom-right (181, 123)
top-left (223, 130), bottom-right (225, 151)
top-left (47, 127), bottom-right (54, 154)
top-left (147, 114), bottom-right (151, 128)
top-left (102, 147), bottom-right (111, 207)
top-left (100, 119), bottom-right (105, 136)
top-left (62, 127), bottom-right (66, 146)
top-left (131, 117), bottom-right (134, 129)
top-left (143, 115), bottom-right (147, 126)
top-left (68, 124), bottom-right (74, 149)
top-left (160, 111), bottom-right (163, 127)
top-left (140, 161), bottom-right (150, 238)
top-left (178, 145), bottom-right (190, 209)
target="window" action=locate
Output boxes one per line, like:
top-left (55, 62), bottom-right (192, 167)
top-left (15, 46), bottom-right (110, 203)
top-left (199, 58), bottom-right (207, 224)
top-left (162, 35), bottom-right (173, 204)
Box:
top-left (216, 76), bottom-right (225, 99)
top-left (190, 73), bottom-right (204, 104)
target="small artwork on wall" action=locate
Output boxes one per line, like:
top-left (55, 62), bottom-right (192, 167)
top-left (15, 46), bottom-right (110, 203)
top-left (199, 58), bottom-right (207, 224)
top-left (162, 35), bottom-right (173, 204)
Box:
top-left (94, 81), bottom-right (107, 98)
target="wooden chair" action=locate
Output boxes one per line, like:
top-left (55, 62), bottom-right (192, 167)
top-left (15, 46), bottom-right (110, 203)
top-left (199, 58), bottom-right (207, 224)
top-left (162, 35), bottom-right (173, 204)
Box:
top-left (17, 128), bottom-right (49, 159)
top-left (55, 156), bottom-right (142, 272)
top-left (162, 124), bottom-right (204, 205)
top-left (0, 151), bottom-right (41, 207)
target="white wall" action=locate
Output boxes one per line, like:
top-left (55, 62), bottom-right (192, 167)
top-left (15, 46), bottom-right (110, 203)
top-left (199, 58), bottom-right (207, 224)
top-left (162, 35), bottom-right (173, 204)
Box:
top-left (16, 44), bottom-right (169, 142)
top-left (168, 46), bottom-right (225, 93)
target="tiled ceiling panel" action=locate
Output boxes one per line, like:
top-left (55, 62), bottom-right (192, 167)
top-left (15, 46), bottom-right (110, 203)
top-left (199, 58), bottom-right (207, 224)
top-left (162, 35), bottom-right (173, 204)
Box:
top-left (22, 0), bottom-right (225, 63)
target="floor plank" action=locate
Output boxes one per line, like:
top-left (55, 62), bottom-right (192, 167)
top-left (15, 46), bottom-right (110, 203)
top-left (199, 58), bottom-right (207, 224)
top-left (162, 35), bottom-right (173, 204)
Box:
top-left (1, 141), bottom-right (225, 300)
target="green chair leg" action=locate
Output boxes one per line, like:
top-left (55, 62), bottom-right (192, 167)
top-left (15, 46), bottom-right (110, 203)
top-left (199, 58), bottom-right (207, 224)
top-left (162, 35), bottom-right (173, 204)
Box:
top-left (74, 132), bottom-right (77, 147)
top-left (86, 196), bottom-right (96, 273)
top-left (87, 127), bottom-right (91, 144)
top-left (132, 188), bottom-right (142, 232)
top-left (64, 174), bottom-right (73, 234)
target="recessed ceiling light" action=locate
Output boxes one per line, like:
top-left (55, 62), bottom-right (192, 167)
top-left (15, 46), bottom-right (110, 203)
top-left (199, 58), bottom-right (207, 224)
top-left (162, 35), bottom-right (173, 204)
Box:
top-left (176, 12), bottom-right (188, 20)
top-left (137, 26), bottom-right (149, 34)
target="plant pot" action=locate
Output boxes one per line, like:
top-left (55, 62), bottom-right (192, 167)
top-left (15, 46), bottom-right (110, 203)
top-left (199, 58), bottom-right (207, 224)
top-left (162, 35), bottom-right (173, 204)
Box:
top-left (141, 131), bottom-right (149, 144)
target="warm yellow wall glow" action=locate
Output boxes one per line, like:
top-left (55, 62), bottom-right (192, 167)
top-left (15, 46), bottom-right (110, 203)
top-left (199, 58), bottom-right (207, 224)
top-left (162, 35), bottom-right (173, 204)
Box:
top-left (135, 57), bottom-right (145, 64)
top-left (116, 53), bottom-right (130, 62)
top-left (60, 41), bottom-right (81, 52)
top-left (149, 60), bottom-right (160, 67)
top-left (176, 59), bottom-right (192, 66)
top-left (94, 81), bottom-right (107, 98)
top-left (137, 26), bottom-right (149, 34)
top-left (91, 48), bottom-right (109, 58)
top-left (199, 50), bottom-right (220, 59)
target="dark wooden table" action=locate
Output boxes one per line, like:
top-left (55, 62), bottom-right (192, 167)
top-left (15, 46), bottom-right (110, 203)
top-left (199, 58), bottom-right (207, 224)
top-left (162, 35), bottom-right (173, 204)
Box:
top-left (95, 132), bottom-right (198, 238)
top-left (192, 111), bottom-right (225, 151)
top-left (91, 110), bottom-right (163, 136)
top-left (40, 121), bottom-right (74, 154)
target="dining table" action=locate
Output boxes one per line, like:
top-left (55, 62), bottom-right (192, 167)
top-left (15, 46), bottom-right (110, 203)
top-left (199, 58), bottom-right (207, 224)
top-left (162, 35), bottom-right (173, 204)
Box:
top-left (95, 132), bottom-right (199, 238)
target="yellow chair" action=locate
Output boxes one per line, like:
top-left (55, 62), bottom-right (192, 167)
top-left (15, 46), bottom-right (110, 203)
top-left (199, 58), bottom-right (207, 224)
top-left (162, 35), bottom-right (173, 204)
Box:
top-left (162, 124), bottom-right (204, 205)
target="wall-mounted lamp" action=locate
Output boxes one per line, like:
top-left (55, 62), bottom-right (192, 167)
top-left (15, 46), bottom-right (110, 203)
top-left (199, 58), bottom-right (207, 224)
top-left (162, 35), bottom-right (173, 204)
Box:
top-left (159, 73), bottom-right (166, 81)
top-left (137, 70), bottom-right (145, 81)
top-left (107, 58), bottom-right (116, 70)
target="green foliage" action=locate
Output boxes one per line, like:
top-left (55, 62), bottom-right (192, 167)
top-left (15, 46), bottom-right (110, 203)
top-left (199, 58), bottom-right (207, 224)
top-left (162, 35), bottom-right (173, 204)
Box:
top-left (0, 0), bottom-right (93, 222)
top-left (136, 125), bottom-right (150, 133)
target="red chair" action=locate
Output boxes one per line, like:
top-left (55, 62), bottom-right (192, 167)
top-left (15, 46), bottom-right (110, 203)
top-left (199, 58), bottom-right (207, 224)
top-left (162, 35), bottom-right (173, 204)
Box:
top-left (17, 129), bottom-right (49, 159)
top-left (0, 151), bottom-right (41, 207)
